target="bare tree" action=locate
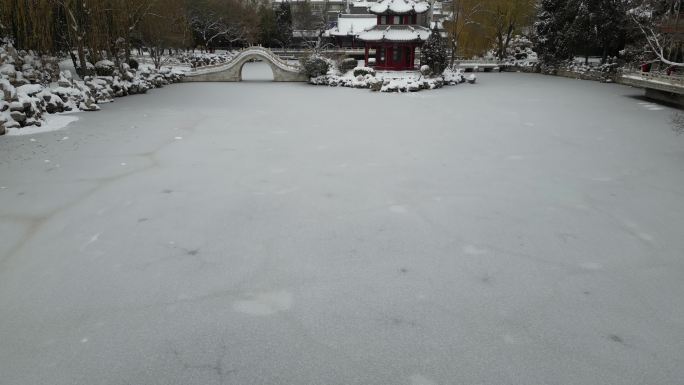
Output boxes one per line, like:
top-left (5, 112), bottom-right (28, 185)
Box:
top-left (489, 0), bottom-right (535, 61)
top-left (188, 1), bottom-right (247, 50)
top-left (632, 0), bottom-right (684, 67)
top-left (443, 0), bottom-right (487, 65)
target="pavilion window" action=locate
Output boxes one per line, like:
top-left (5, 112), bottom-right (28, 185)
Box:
top-left (392, 45), bottom-right (400, 63)
top-left (394, 15), bottom-right (401, 24)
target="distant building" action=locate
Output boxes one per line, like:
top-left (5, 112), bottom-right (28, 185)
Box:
top-left (324, 14), bottom-right (377, 47)
top-left (349, 1), bottom-right (375, 14)
top-left (273, 0), bottom-right (347, 26)
top-left (357, 0), bottom-right (431, 70)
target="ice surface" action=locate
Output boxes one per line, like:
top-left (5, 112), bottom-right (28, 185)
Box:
top-left (0, 64), bottom-right (683, 385)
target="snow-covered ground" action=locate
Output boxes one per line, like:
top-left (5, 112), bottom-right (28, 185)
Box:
top-left (4, 112), bottom-right (79, 136)
top-left (1, 64), bottom-right (683, 385)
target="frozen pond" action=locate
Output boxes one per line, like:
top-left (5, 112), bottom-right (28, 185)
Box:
top-left (1, 63), bottom-right (683, 385)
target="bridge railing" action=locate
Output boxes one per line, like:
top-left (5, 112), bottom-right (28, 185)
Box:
top-left (453, 60), bottom-right (502, 68)
top-left (621, 70), bottom-right (684, 87)
top-left (269, 47), bottom-right (366, 55)
top-left (187, 46), bottom-right (301, 75)
top-left (456, 60), bottom-right (501, 65)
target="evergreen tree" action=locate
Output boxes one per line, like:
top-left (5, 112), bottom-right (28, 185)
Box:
top-left (535, 0), bottom-right (644, 65)
top-left (275, 1), bottom-right (293, 48)
top-left (421, 27), bottom-right (449, 74)
top-left (534, 0), bottom-right (574, 65)
top-left (594, 0), bottom-right (629, 62)
top-left (258, 4), bottom-right (278, 47)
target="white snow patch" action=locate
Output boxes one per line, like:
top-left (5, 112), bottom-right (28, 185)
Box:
top-left (81, 233), bottom-right (101, 251)
top-left (503, 334), bottom-right (517, 344)
top-left (590, 176), bottom-right (614, 182)
top-left (462, 245), bottom-right (487, 255)
top-left (275, 187), bottom-right (299, 195)
top-left (6, 113), bottom-right (79, 136)
top-left (389, 205), bottom-right (408, 214)
top-left (579, 262), bottom-right (602, 271)
top-left (638, 232), bottom-right (654, 242)
top-left (410, 374), bottom-right (438, 385)
top-left (233, 290), bottom-right (293, 316)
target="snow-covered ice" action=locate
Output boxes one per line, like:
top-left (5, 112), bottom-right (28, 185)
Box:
top-left (4, 112), bottom-right (79, 136)
top-left (0, 64), bottom-right (683, 385)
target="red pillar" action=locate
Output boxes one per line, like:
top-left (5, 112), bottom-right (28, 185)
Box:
top-left (364, 45), bottom-right (369, 67)
top-left (408, 46), bottom-right (412, 69)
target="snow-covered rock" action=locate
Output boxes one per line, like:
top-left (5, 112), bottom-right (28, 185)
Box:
top-left (0, 63), bottom-right (16, 77)
top-left (95, 60), bottom-right (116, 76)
top-left (17, 84), bottom-right (43, 96)
top-left (0, 40), bottom-right (184, 135)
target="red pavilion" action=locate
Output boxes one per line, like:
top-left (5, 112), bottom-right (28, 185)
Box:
top-left (358, 0), bottom-right (431, 71)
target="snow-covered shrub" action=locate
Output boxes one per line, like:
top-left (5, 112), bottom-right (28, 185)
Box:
top-left (420, 65), bottom-right (431, 76)
top-left (95, 60), bottom-right (116, 76)
top-left (128, 58), bottom-right (139, 70)
top-left (442, 68), bottom-right (465, 84)
top-left (300, 54), bottom-right (331, 78)
top-left (309, 75), bottom-right (330, 85)
top-left (338, 58), bottom-right (357, 73)
top-left (306, 62), bottom-right (471, 94)
top-left (353, 66), bottom-right (375, 77)
top-left (178, 51), bottom-right (236, 68)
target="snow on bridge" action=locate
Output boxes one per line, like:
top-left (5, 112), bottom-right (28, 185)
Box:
top-left (620, 70), bottom-right (684, 106)
top-left (454, 60), bottom-right (501, 71)
top-left (183, 46), bottom-right (308, 82)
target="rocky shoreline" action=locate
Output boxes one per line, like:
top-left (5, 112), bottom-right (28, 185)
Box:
top-left (1, 43), bottom-right (185, 136)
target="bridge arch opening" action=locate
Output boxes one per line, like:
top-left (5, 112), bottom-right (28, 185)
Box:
top-left (240, 60), bottom-right (275, 82)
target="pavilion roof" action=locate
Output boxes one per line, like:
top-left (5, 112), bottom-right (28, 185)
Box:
top-left (357, 25), bottom-right (431, 43)
top-left (325, 15), bottom-right (378, 37)
top-left (368, 0), bottom-right (430, 15)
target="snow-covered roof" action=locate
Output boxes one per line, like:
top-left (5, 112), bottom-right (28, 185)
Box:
top-left (325, 14), bottom-right (377, 36)
top-left (357, 25), bottom-right (431, 42)
top-left (369, 0), bottom-right (430, 15)
top-left (352, 1), bottom-right (375, 7)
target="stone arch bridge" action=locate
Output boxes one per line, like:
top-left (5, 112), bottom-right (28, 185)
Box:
top-left (182, 46), bottom-right (308, 82)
